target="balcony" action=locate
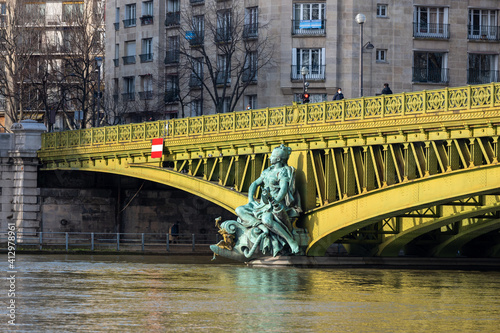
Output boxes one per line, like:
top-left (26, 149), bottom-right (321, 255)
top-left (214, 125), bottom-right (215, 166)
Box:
top-left (114, 22), bottom-right (119, 30)
top-left (164, 51), bottom-right (180, 64)
top-left (243, 23), bottom-right (258, 39)
top-left (139, 53), bottom-right (153, 63)
top-left (164, 90), bottom-right (180, 103)
top-left (123, 18), bottom-right (136, 28)
top-left (186, 31), bottom-right (204, 46)
top-left (291, 19), bottom-right (326, 35)
top-left (468, 25), bottom-right (500, 41)
top-left (139, 91), bottom-right (153, 100)
top-left (122, 55), bottom-right (136, 65)
top-left (290, 65), bottom-right (326, 81)
top-left (189, 74), bottom-right (203, 88)
top-left (122, 92), bottom-right (136, 101)
top-left (467, 69), bottom-right (499, 84)
top-left (113, 58), bottom-right (119, 67)
top-left (413, 22), bottom-right (449, 39)
top-left (215, 28), bottom-right (231, 43)
top-left (165, 12), bottom-right (180, 27)
top-left (412, 67), bottom-right (449, 83)
top-left (140, 15), bottom-right (153, 25)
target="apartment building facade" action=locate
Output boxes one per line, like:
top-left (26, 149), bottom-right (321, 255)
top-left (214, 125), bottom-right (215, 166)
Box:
top-left (0, 0), bottom-right (105, 132)
top-left (107, 0), bottom-right (500, 120)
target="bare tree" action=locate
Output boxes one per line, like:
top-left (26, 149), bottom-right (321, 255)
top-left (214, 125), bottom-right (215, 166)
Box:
top-left (176, 0), bottom-right (275, 114)
top-left (0, 0), bottom-right (104, 132)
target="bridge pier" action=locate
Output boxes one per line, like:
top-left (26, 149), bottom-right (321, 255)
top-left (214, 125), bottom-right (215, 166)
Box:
top-left (1, 120), bottom-right (46, 240)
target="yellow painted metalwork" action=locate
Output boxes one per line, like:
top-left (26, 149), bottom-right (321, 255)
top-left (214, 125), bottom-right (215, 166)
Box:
top-left (38, 83), bottom-right (500, 257)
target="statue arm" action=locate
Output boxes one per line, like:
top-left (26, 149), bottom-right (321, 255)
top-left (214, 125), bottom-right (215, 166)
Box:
top-left (248, 176), bottom-right (263, 203)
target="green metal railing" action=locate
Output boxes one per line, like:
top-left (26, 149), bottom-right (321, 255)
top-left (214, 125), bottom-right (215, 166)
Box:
top-left (41, 83), bottom-right (500, 150)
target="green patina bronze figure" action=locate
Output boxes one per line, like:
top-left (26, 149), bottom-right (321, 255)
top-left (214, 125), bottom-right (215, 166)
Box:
top-left (211, 144), bottom-right (307, 262)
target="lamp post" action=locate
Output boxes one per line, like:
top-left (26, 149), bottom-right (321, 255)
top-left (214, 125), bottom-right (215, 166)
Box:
top-left (300, 66), bottom-right (309, 101)
top-left (355, 13), bottom-right (366, 97)
top-left (95, 56), bottom-right (103, 127)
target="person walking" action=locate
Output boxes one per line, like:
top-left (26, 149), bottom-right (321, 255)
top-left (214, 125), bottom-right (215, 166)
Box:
top-left (381, 83), bottom-right (393, 95)
top-left (332, 88), bottom-right (344, 100)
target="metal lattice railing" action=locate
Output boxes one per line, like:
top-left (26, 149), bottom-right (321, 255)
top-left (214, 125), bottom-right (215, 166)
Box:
top-left (41, 83), bottom-right (500, 150)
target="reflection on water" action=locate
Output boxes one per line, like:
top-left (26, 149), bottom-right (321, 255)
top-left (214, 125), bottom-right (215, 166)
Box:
top-left (6, 255), bottom-right (500, 332)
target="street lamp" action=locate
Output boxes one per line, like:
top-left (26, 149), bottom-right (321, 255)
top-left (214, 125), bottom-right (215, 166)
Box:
top-left (94, 56), bottom-right (103, 127)
top-left (355, 13), bottom-right (366, 97)
top-left (300, 66), bottom-right (309, 103)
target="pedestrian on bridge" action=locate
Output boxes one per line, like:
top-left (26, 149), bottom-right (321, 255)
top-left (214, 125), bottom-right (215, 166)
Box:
top-left (333, 88), bottom-right (344, 101)
top-left (381, 83), bottom-right (393, 95)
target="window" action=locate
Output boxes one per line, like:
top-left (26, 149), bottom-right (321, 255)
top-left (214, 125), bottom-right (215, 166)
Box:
top-left (62, 3), bottom-right (83, 21)
top-left (376, 49), bottom-right (387, 62)
top-left (216, 10), bottom-right (231, 42)
top-left (468, 54), bottom-right (499, 84)
top-left (139, 75), bottom-right (153, 100)
top-left (377, 4), bottom-right (388, 17)
top-left (468, 9), bottom-right (498, 40)
top-left (123, 77), bottom-right (135, 101)
top-left (114, 44), bottom-right (120, 66)
top-left (244, 7), bottom-right (258, 38)
top-left (218, 97), bottom-right (231, 113)
top-left (165, 36), bottom-right (180, 64)
top-left (114, 8), bottom-right (120, 30)
top-left (187, 15), bottom-right (204, 45)
top-left (217, 54), bottom-right (230, 85)
top-left (191, 99), bottom-right (203, 117)
top-left (245, 95), bottom-right (257, 110)
top-left (166, 0), bottom-right (180, 26)
top-left (165, 75), bottom-right (179, 103)
top-left (413, 52), bottom-right (449, 83)
top-left (141, 1), bottom-right (153, 25)
top-left (292, 3), bottom-right (325, 35)
top-left (243, 51), bottom-right (258, 82)
top-left (0, 2), bottom-right (5, 15)
top-left (140, 38), bottom-right (153, 62)
top-left (189, 58), bottom-right (203, 87)
top-left (25, 3), bottom-right (45, 21)
top-left (123, 41), bottom-right (136, 65)
top-left (124, 4), bottom-right (136, 27)
top-left (414, 7), bottom-right (449, 39)
top-left (292, 48), bottom-right (325, 80)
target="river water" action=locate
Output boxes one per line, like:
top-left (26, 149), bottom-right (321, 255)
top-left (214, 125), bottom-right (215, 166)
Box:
top-left (4, 254), bottom-right (500, 332)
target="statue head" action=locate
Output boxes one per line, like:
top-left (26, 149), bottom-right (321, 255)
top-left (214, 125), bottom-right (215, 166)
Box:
top-left (270, 144), bottom-right (292, 165)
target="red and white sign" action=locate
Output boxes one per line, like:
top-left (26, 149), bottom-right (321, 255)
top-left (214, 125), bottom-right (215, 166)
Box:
top-left (151, 138), bottom-right (164, 158)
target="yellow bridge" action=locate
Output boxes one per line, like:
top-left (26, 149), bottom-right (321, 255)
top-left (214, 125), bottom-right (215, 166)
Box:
top-left (38, 84), bottom-right (500, 258)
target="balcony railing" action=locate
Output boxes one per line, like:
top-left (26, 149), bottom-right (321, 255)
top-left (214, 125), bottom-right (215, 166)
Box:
top-left (413, 22), bottom-right (450, 39)
top-left (113, 58), bottom-right (119, 67)
top-left (122, 92), bottom-right (136, 101)
top-left (243, 23), bottom-right (258, 39)
top-left (140, 15), bottom-right (153, 25)
top-left (164, 51), bottom-right (180, 64)
top-left (291, 19), bottom-right (326, 35)
top-left (187, 32), bottom-right (204, 46)
top-left (164, 90), bottom-right (180, 103)
top-left (467, 69), bottom-right (499, 84)
top-left (123, 18), bottom-right (136, 28)
top-left (215, 28), bottom-right (232, 43)
top-left (412, 67), bottom-right (449, 83)
top-left (122, 55), bottom-right (136, 65)
top-left (139, 53), bottom-right (153, 62)
top-left (165, 12), bottom-right (180, 27)
top-left (139, 91), bottom-right (153, 100)
top-left (290, 65), bottom-right (326, 80)
top-left (468, 25), bottom-right (500, 41)
top-left (114, 22), bottom-right (119, 30)
top-left (189, 74), bottom-right (203, 88)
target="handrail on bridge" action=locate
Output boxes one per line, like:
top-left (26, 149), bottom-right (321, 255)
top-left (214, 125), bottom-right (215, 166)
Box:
top-left (41, 83), bottom-right (500, 150)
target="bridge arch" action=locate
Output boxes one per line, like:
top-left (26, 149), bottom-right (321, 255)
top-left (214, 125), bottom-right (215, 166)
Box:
top-left (304, 164), bottom-right (500, 256)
